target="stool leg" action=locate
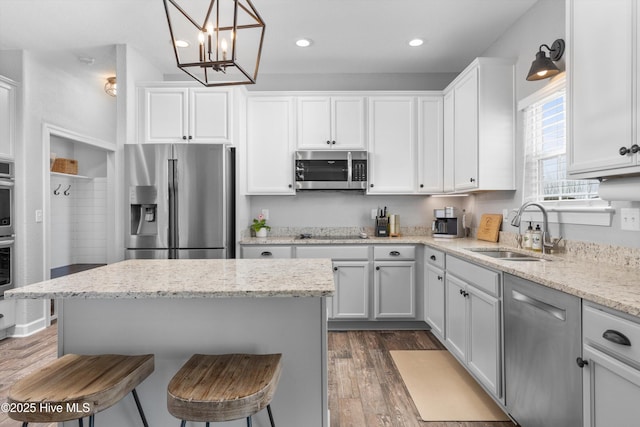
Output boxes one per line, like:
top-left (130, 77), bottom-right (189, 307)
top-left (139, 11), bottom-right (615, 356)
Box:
top-left (21, 423), bottom-right (27, 427)
top-left (180, 420), bottom-right (186, 427)
top-left (78, 418), bottom-right (84, 427)
top-left (89, 414), bottom-right (95, 427)
top-left (246, 416), bottom-right (252, 427)
top-left (267, 404), bottom-right (276, 427)
top-left (131, 388), bottom-right (149, 427)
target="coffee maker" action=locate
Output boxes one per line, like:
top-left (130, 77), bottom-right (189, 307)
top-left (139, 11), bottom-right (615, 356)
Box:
top-left (432, 207), bottom-right (465, 238)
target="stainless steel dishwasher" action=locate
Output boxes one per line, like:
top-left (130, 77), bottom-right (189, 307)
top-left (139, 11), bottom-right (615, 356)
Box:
top-left (504, 273), bottom-right (582, 427)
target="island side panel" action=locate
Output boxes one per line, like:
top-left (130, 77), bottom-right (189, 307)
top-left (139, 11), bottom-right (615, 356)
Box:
top-left (59, 297), bottom-right (328, 427)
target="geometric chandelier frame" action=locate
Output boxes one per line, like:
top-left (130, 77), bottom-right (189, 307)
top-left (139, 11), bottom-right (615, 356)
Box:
top-left (163, 0), bottom-right (266, 87)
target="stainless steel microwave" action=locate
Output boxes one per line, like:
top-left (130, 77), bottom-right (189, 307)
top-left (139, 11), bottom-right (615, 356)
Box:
top-left (294, 150), bottom-right (367, 191)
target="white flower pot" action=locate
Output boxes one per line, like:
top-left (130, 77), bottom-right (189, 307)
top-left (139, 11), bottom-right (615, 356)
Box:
top-left (256, 228), bottom-right (268, 238)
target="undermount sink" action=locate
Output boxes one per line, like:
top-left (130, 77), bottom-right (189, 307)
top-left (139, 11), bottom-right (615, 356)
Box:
top-left (467, 248), bottom-right (549, 262)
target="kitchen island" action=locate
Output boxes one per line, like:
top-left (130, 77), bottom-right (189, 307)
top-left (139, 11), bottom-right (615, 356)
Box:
top-left (6, 258), bottom-right (334, 427)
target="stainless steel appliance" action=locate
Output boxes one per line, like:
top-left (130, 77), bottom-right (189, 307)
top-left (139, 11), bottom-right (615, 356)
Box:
top-left (125, 144), bottom-right (235, 259)
top-left (294, 150), bottom-right (367, 191)
top-left (504, 273), bottom-right (582, 427)
top-left (0, 236), bottom-right (14, 297)
top-left (431, 207), bottom-right (464, 238)
top-left (0, 161), bottom-right (14, 237)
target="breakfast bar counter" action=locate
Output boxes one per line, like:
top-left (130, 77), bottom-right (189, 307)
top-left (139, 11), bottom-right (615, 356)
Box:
top-left (6, 258), bottom-right (334, 427)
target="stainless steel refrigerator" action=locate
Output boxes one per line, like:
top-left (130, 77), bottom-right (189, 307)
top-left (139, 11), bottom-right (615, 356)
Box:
top-left (125, 144), bottom-right (235, 259)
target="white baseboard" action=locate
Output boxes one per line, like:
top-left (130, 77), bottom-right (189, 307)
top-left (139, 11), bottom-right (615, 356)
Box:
top-left (10, 316), bottom-right (48, 338)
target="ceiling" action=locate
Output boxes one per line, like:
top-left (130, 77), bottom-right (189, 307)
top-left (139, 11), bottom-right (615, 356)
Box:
top-left (0, 0), bottom-right (538, 79)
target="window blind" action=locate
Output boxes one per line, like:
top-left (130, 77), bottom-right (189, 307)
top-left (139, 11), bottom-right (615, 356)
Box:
top-left (522, 87), bottom-right (599, 202)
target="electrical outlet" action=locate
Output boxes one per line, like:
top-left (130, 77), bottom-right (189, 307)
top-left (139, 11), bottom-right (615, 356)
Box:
top-left (503, 209), bottom-right (509, 221)
top-left (261, 209), bottom-right (269, 220)
top-left (621, 208), bottom-right (640, 231)
top-left (35, 209), bottom-right (43, 223)
top-left (371, 209), bottom-right (378, 220)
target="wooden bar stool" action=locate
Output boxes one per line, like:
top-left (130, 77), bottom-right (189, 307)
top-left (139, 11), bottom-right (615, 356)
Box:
top-left (7, 353), bottom-right (154, 426)
top-left (167, 353), bottom-right (282, 427)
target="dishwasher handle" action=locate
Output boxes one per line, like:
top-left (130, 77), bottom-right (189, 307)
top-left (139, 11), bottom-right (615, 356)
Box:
top-left (512, 289), bottom-right (566, 321)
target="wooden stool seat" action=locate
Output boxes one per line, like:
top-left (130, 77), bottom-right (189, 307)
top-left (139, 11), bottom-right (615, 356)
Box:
top-left (8, 353), bottom-right (154, 424)
top-left (167, 353), bottom-right (282, 424)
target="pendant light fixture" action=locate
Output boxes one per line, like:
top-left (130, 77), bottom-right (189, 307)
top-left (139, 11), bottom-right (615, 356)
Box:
top-left (526, 39), bottom-right (565, 81)
top-left (163, 0), bottom-right (266, 87)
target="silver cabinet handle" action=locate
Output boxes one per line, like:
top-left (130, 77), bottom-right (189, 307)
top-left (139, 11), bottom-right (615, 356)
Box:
top-left (512, 289), bottom-right (566, 321)
top-left (602, 329), bottom-right (631, 346)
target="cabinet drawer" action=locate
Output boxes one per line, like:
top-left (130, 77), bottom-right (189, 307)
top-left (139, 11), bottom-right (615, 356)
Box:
top-left (374, 246), bottom-right (415, 260)
top-left (241, 246), bottom-right (292, 259)
top-left (584, 303), bottom-right (640, 364)
top-left (0, 299), bottom-right (16, 330)
top-left (425, 246), bottom-right (445, 269)
top-left (296, 246), bottom-right (368, 260)
top-left (446, 255), bottom-right (500, 297)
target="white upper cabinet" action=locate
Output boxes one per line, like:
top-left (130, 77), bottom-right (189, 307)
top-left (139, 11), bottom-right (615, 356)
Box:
top-left (139, 86), bottom-right (231, 144)
top-left (444, 58), bottom-right (515, 192)
top-left (367, 96), bottom-right (416, 194)
top-left (568, 0), bottom-right (640, 179)
top-left (245, 96), bottom-right (295, 195)
top-left (0, 76), bottom-right (16, 159)
top-left (417, 96), bottom-right (444, 193)
top-left (297, 96), bottom-right (366, 150)
top-left (443, 91), bottom-right (455, 193)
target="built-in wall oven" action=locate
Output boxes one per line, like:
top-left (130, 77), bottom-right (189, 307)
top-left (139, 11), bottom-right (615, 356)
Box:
top-left (0, 161), bottom-right (14, 237)
top-left (0, 161), bottom-right (14, 297)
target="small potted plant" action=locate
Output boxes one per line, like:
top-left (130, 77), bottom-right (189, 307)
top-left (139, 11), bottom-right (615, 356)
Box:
top-left (251, 214), bottom-right (271, 238)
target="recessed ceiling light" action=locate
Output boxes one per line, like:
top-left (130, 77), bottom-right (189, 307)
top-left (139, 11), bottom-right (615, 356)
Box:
top-left (296, 38), bottom-right (312, 48)
top-left (175, 40), bottom-right (190, 48)
top-left (409, 38), bottom-right (424, 47)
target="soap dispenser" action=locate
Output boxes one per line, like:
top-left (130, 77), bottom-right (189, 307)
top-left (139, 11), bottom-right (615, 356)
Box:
top-left (531, 224), bottom-right (542, 252)
top-left (523, 222), bottom-right (533, 250)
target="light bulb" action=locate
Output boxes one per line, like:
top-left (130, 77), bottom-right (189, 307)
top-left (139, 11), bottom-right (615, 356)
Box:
top-left (206, 22), bottom-right (214, 35)
top-left (198, 32), bottom-right (205, 45)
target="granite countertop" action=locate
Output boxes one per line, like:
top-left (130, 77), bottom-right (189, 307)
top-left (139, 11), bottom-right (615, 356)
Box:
top-left (5, 259), bottom-right (335, 299)
top-left (242, 235), bottom-right (640, 317)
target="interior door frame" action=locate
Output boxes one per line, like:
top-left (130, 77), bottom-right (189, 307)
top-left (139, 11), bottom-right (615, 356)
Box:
top-left (41, 123), bottom-right (116, 326)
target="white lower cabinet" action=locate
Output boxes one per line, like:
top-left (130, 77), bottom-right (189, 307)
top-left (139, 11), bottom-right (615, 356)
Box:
top-left (374, 261), bottom-right (416, 319)
top-left (332, 261), bottom-right (370, 319)
top-left (445, 256), bottom-right (502, 399)
top-left (0, 299), bottom-right (16, 338)
top-left (241, 246), bottom-right (292, 259)
top-left (582, 303), bottom-right (640, 426)
top-left (424, 247), bottom-right (446, 340)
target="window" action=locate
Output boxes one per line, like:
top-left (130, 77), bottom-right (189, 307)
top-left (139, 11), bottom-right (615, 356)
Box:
top-left (521, 77), bottom-right (599, 203)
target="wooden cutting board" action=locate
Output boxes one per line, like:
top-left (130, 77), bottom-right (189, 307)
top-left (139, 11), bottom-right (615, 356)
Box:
top-left (476, 214), bottom-right (503, 242)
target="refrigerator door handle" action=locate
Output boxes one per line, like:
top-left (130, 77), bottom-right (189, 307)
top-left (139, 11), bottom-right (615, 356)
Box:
top-left (168, 158), bottom-right (178, 259)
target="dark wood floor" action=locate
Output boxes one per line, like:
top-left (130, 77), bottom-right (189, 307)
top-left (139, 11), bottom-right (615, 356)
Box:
top-left (328, 330), bottom-right (515, 427)
top-left (0, 326), bottom-right (514, 427)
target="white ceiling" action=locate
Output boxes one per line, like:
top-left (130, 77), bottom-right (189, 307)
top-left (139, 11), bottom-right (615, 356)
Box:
top-left (0, 0), bottom-right (538, 79)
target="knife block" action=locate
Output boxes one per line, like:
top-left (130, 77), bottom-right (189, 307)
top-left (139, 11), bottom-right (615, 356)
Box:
top-left (375, 217), bottom-right (388, 237)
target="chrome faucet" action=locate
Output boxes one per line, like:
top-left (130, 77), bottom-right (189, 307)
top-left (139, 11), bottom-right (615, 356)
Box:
top-left (511, 202), bottom-right (562, 254)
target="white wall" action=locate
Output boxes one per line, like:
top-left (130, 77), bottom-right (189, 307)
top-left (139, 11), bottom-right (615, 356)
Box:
top-left (477, 0), bottom-right (640, 249)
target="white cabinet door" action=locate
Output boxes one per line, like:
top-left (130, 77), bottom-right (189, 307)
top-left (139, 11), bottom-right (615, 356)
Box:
top-left (332, 261), bottom-right (370, 319)
top-left (332, 97), bottom-right (366, 149)
top-left (445, 274), bottom-right (467, 362)
top-left (246, 97), bottom-right (295, 194)
top-left (368, 97), bottom-right (416, 194)
top-left (297, 96), bottom-right (365, 149)
top-left (568, 0), bottom-right (637, 178)
top-left (417, 96), bottom-right (444, 193)
top-left (189, 89), bottom-right (230, 143)
top-left (453, 68), bottom-right (479, 191)
top-left (142, 88), bottom-right (189, 143)
top-left (374, 261), bottom-right (416, 318)
top-left (467, 285), bottom-right (501, 397)
top-left (424, 264), bottom-right (445, 340)
top-left (297, 97), bottom-right (332, 149)
top-left (443, 90), bottom-right (455, 192)
top-left (0, 78), bottom-right (16, 159)
top-left (583, 345), bottom-right (640, 427)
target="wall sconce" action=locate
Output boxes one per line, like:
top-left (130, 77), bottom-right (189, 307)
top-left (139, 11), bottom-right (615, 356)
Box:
top-left (526, 39), bottom-right (565, 81)
top-left (104, 77), bottom-right (117, 97)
